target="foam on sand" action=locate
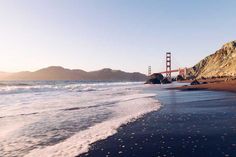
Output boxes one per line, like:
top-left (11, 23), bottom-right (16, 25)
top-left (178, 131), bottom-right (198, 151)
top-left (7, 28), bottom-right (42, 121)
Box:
top-left (25, 94), bottom-right (160, 157)
top-left (0, 82), bottom-right (160, 157)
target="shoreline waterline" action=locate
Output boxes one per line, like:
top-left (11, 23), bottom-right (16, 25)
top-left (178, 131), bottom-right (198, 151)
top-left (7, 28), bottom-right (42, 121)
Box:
top-left (0, 81), bottom-right (161, 157)
top-left (79, 85), bottom-right (236, 157)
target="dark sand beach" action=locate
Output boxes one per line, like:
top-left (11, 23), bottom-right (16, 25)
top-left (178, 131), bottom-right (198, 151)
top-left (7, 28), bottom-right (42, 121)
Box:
top-left (176, 79), bottom-right (236, 93)
top-left (79, 85), bottom-right (236, 157)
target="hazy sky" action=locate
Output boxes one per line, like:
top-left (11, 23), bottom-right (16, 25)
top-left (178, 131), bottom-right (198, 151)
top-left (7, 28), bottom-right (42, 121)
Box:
top-left (0, 0), bottom-right (235, 74)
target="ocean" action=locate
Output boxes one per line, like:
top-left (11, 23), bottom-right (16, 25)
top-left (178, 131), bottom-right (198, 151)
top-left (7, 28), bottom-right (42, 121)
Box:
top-left (0, 81), bottom-right (160, 157)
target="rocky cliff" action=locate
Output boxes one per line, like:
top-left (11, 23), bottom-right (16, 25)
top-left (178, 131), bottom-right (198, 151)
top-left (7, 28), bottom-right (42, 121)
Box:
top-left (188, 40), bottom-right (236, 78)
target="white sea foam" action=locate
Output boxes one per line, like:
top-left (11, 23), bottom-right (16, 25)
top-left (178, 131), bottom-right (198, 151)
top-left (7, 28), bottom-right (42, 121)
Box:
top-left (25, 95), bottom-right (159, 157)
top-left (0, 81), bottom-right (160, 157)
top-left (0, 81), bottom-right (142, 95)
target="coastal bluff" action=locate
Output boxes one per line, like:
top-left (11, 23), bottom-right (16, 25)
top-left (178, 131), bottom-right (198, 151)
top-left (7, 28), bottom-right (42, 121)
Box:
top-left (188, 40), bottom-right (236, 78)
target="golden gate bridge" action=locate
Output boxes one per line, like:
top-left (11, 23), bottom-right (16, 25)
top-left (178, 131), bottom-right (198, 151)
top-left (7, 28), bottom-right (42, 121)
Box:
top-left (148, 52), bottom-right (187, 80)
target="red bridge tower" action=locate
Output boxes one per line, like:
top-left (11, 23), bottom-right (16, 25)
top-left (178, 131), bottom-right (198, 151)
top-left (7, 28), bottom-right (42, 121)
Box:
top-left (166, 52), bottom-right (171, 79)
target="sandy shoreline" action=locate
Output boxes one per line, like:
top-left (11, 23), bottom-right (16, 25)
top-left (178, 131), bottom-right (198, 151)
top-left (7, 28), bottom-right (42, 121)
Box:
top-left (78, 85), bottom-right (236, 157)
top-left (173, 79), bottom-right (236, 93)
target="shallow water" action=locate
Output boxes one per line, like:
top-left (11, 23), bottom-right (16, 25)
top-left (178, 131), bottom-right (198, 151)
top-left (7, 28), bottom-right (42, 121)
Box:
top-left (0, 81), bottom-right (160, 157)
top-left (79, 85), bottom-right (236, 157)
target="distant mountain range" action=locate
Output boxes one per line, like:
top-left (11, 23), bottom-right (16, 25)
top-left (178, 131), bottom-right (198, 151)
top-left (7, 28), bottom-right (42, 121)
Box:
top-left (0, 66), bottom-right (147, 81)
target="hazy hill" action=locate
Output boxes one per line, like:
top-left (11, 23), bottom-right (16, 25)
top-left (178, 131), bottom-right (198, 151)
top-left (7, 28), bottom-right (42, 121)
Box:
top-left (0, 72), bottom-right (11, 79)
top-left (0, 66), bottom-right (147, 81)
top-left (188, 40), bottom-right (236, 78)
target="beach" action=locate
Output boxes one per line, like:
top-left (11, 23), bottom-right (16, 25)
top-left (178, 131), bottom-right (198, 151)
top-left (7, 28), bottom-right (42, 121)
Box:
top-left (1, 81), bottom-right (236, 157)
top-left (0, 81), bottom-right (160, 157)
top-left (1, 1), bottom-right (236, 157)
top-left (175, 79), bottom-right (236, 93)
top-left (79, 84), bottom-right (236, 157)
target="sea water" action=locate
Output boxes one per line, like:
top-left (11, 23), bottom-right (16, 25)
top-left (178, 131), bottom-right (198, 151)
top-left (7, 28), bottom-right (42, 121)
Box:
top-left (0, 81), bottom-right (160, 157)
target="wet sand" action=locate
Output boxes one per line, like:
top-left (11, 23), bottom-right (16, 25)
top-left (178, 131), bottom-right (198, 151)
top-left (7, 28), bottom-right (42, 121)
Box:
top-left (176, 80), bottom-right (236, 93)
top-left (78, 87), bottom-right (236, 157)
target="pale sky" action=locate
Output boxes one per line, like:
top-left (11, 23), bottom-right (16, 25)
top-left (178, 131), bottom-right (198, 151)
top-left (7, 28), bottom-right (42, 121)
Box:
top-left (0, 0), bottom-right (236, 74)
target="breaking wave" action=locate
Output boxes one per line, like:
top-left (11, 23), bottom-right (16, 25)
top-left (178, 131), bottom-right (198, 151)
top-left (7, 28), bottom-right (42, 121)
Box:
top-left (0, 81), bottom-right (160, 157)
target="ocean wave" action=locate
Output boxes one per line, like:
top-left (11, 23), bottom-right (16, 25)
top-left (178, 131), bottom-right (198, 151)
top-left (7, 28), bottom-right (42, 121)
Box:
top-left (0, 82), bottom-right (155, 157)
top-left (0, 83), bottom-right (31, 86)
top-left (0, 82), bottom-right (143, 95)
top-left (25, 94), bottom-right (160, 157)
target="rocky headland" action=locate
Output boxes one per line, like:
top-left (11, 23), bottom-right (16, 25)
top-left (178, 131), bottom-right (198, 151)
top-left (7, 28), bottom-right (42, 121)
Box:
top-left (187, 40), bottom-right (236, 79)
top-left (176, 40), bottom-right (236, 93)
